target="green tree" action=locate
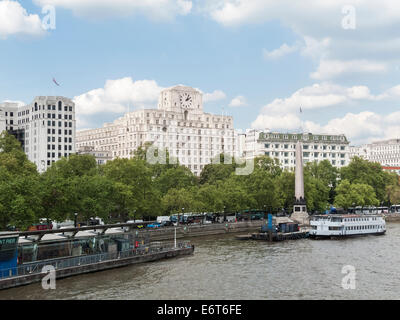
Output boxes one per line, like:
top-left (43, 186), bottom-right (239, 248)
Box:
top-left (0, 132), bottom-right (42, 230)
top-left (305, 160), bottom-right (338, 203)
top-left (334, 179), bottom-right (379, 209)
top-left (241, 167), bottom-right (279, 212)
top-left (276, 171), bottom-right (295, 211)
top-left (199, 154), bottom-right (236, 185)
top-left (253, 156), bottom-right (282, 178)
top-left (162, 188), bottom-right (198, 214)
top-left (196, 184), bottom-right (224, 213)
top-left (102, 158), bottom-right (161, 219)
top-left (155, 165), bottom-right (198, 195)
top-left (340, 157), bottom-right (394, 202)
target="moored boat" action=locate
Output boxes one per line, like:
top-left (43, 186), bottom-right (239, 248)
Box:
top-left (309, 214), bottom-right (386, 239)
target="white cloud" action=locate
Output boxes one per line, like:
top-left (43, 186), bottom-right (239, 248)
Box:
top-left (252, 110), bottom-right (400, 145)
top-left (229, 95), bottom-right (247, 107)
top-left (33, 0), bottom-right (192, 20)
top-left (203, 90), bottom-right (226, 102)
top-left (252, 82), bottom-right (400, 144)
top-left (73, 77), bottom-right (164, 116)
top-left (310, 59), bottom-right (388, 80)
top-left (205, 1), bottom-right (400, 80)
top-left (264, 37), bottom-right (330, 63)
top-left (205, 0), bottom-right (400, 31)
top-left (0, 0), bottom-right (45, 39)
top-left (263, 43), bottom-right (299, 60)
top-left (259, 83), bottom-right (361, 116)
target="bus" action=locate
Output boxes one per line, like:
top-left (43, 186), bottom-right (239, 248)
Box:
top-left (0, 232), bottom-right (19, 278)
top-left (390, 205), bottom-right (400, 213)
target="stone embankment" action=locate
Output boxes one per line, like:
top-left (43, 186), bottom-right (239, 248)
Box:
top-left (384, 214), bottom-right (400, 222)
top-left (141, 220), bottom-right (264, 241)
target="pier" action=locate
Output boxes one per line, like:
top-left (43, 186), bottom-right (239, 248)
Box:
top-left (0, 240), bottom-right (194, 290)
top-left (0, 223), bottom-right (195, 290)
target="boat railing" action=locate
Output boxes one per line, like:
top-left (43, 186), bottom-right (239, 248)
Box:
top-left (0, 241), bottom-right (192, 280)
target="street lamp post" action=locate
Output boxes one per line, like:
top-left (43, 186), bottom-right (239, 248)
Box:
top-left (223, 206), bottom-right (226, 222)
top-left (180, 208), bottom-right (184, 226)
top-left (74, 212), bottom-right (78, 228)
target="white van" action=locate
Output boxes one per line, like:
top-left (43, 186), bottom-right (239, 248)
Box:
top-left (157, 216), bottom-right (171, 223)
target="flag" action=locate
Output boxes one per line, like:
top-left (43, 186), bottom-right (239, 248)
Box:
top-left (52, 78), bottom-right (60, 86)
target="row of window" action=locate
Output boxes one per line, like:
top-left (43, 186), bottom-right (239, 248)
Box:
top-left (345, 225), bottom-right (381, 231)
top-left (34, 102), bottom-right (73, 112)
top-left (47, 113), bottom-right (73, 120)
top-left (265, 144), bottom-right (346, 151)
top-left (265, 151), bottom-right (346, 158)
top-left (47, 121), bottom-right (73, 127)
top-left (343, 217), bottom-right (379, 222)
top-left (47, 145), bottom-right (73, 151)
top-left (47, 152), bottom-right (72, 159)
top-left (264, 134), bottom-right (346, 141)
top-left (48, 137), bottom-right (73, 143)
top-left (47, 129), bottom-right (73, 135)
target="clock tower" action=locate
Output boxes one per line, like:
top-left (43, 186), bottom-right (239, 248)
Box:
top-left (158, 85), bottom-right (203, 115)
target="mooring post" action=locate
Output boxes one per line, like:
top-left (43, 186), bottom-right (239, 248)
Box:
top-left (267, 213), bottom-right (273, 242)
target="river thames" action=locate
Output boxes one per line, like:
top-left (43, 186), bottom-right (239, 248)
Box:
top-left (1, 223), bottom-right (400, 300)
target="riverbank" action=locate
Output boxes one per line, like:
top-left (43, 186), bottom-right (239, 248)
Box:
top-left (384, 214), bottom-right (400, 222)
top-left (141, 220), bottom-right (264, 241)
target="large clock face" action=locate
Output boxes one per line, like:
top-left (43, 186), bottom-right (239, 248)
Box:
top-left (179, 92), bottom-right (193, 109)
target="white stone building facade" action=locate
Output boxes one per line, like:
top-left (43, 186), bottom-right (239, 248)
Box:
top-left (76, 86), bottom-right (237, 176)
top-left (350, 139), bottom-right (400, 167)
top-left (0, 96), bottom-right (76, 172)
top-left (243, 129), bottom-right (350, 171)
top-left (77, 145), bottom-right (112, 165)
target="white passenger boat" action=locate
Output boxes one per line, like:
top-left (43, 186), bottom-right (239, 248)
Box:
top-left (309, 214), bottom-right (386, 239)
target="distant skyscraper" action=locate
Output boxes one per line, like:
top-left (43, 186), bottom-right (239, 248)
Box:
top-left (0, 96), bottom-right (76, 172)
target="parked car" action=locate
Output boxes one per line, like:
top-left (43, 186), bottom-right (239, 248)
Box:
top-left (161, 220), bottom-right (173, 227)
top-left (147, 223), bottom-right (161, 228)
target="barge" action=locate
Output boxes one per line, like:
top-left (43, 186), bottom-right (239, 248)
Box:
top-left (235, 215), bottom-right (309, 242)
top-left (0, 223), bottom-right (194, 290)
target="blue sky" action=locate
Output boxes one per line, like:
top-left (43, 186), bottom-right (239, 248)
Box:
top-left (1, 0), bottom-right (400, 145)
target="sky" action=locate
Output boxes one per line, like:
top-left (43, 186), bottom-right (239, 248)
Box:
top-left (1, 0), bottom-right (400, 145)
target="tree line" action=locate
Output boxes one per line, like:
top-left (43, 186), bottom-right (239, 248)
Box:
top-left (1, 131), bottom-right (400, 230)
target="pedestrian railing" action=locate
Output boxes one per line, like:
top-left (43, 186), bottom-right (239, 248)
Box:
top-left (0, 241), bottom-right (192, 280)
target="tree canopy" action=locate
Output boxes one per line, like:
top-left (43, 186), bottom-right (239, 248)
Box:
top-left (0, 131), bottom-right (398, 230)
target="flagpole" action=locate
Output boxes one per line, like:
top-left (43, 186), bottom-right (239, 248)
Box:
top-left (300, 106), bottom-right (304, 133)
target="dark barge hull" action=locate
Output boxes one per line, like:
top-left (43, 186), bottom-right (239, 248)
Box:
top-left (0, 246), bottom-right (194, 290)
top-left (251, 231), bottom-right (309, 241)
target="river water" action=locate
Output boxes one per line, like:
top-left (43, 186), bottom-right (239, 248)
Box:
top-left (1, 223), bottom-right (400, 300)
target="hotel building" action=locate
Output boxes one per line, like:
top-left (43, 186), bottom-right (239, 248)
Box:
top-left (350, 139), bottom-right (400, 173)
top-left (242, 129), bottom-right (350, 171)
top-left (76, 86), bottom-right (237, 176)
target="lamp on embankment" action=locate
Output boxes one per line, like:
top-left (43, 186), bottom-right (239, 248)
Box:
top-left (74, 212), bottom-right (78, 228)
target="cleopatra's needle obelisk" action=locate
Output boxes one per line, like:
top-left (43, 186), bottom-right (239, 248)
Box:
top-left (291, 141), bottom-right (310, 225)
